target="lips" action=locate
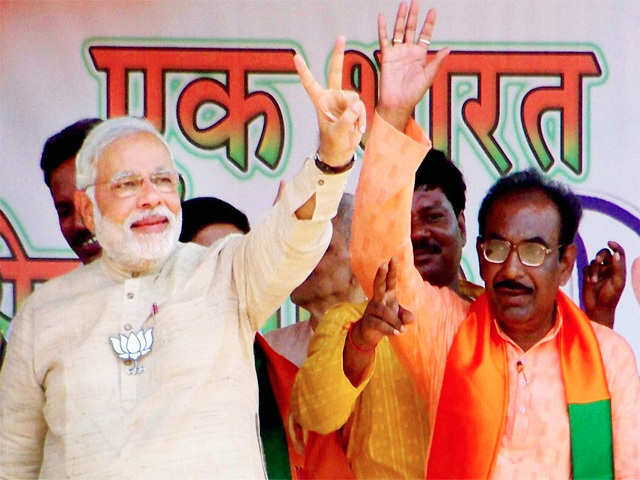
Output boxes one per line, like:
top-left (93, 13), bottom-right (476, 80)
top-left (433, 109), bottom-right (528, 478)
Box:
top-left (130, 215), bottom-right (169, 233)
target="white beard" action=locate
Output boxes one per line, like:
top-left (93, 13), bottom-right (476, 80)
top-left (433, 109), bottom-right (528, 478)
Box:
top-left (93, 204), bottom-right (182, 273)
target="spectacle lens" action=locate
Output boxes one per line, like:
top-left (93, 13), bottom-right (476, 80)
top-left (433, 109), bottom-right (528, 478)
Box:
top-left (481, 239), bottom-right (553, 267)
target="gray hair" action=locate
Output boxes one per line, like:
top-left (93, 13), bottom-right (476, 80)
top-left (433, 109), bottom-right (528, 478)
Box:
top-left (333, 193), bottom-right (354, 243)
top-left (75, 116), bottom-right (172, 190)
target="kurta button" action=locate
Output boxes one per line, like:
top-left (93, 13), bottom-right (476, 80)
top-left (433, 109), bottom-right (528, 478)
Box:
top-left (127, 292), bottom-right (134, 299)
top-left (124, 324), bottom-right (132, 331)
top-left (318, 179), bottom-right (325, 186)
top-left (124, 360), bottom-right (132, 366)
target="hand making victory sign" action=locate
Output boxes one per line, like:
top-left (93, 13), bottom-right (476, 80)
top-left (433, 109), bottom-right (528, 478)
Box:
top-left (376, 0), bottom-right (450, 132)
top-left (344, 258), bottom-right (414, 386)
top-left (294, 36), bottom-right (366, 168)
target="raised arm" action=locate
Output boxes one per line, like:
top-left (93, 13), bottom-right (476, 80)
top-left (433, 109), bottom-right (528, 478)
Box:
top-left (351, 0), bottom-right (449, 312)
top-left (235, 37), bottom-right (366, 330)
top-left (351, 2), bottom-right (469, 405)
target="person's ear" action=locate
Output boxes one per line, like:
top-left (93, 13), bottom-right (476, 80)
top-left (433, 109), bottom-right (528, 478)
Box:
top-left (558, 243), bottom-right (577, 285)
top-left (74, 190), bottom-right (95, 233)
top-left (457, 211), bottom-right (467, 246)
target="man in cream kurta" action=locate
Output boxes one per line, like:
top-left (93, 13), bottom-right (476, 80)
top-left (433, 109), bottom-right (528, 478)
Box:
top-left (0, 39), bottom-right (366, 479)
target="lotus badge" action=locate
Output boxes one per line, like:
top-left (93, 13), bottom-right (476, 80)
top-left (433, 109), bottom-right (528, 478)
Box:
top-left (109, 327), bottom-right (154, 375)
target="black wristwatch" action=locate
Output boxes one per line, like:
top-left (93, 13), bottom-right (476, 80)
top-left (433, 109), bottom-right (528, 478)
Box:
top-left (314, 152), bottom-right (355, 174)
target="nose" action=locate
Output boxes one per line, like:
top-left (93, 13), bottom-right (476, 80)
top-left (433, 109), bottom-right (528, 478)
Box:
top-left (500, 244), bottom-right (525, 278)
top-left (411, 221), bottom-right (432, 241)
top-left (136, 177), bottom-right (162, 209)
top-left (72, 206), bottom-right (86, 230)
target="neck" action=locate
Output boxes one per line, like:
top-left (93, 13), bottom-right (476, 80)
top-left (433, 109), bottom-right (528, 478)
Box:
top-left (498, 305), bottom-right (556, 352)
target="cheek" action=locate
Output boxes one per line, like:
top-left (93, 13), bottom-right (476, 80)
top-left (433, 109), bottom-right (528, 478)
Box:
top-left (59, 217), bottom-right (74, 236)
top-left (478, 259), bottom-right (496, 284)
top-left (163, 194), bottom-right (182, 217)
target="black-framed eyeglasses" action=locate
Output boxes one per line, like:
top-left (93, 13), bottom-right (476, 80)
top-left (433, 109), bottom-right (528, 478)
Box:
top-left (479, 237), bottom-right (563, 267)
top-left (86, 170), bottom-right (181, 198)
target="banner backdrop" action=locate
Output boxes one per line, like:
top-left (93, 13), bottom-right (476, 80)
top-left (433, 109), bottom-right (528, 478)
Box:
top-left (2, 1), bottom-right (639, 367)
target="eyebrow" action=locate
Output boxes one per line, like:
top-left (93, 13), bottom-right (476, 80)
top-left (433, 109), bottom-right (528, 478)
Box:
top-left (111, 167), bottom-right (174, 182)
top-left (487, 233), bottom-right (551, 247)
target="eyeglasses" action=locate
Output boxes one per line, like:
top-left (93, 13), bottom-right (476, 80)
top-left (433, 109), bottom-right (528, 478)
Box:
top-left (479, 238), bottom-right (563, 267)
top-left (87, 171), bottom-right (180, 198)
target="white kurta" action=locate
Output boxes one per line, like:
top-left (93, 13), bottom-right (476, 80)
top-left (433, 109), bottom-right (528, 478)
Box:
top-left (0, 158), bottom-right (350, 479)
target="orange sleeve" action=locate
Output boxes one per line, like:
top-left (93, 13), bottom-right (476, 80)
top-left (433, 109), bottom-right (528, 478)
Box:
top-left (351, 112), bottom-right (468, 409)
top-left (351, 112), bottom-right (429, 313)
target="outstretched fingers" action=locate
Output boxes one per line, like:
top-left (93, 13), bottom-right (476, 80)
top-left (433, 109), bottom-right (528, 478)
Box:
top-left (327, 35), bottom-right (346, 91)
top-left (391, 1), bottom-right (408, 44)
top-left (423, 46), bottom-right (451, 78)
top-left (372, 260), bottom-right (390, 304)
top-left (417, 8), bottom-right (436, 45)
top-left (293, 54), bottom-right (323, 106)
top-left (378, 13), bottom-right (390, 49)
top-left (404, 0), bottom-right (420, 43)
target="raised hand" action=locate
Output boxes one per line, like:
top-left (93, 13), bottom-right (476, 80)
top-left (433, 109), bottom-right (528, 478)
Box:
top-left (377, 1), bottom-right (450, 131)
top-left (294, 36), bottom-right (366, 168)
top-left (343, 257), bottom-right (413, 386)
top-left (582, 241), bottom-right (626, 328)
top-left (349, 258), bottom-right (414, 351)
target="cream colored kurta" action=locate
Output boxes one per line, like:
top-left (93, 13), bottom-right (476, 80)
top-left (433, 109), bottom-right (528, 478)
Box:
top-left (0, 158), bottom-right (350, 479)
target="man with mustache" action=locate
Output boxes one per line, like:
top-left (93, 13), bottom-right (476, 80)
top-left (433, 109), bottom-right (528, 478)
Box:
top-left (348, 8), bottom-right (639, 479)
top-left (40, 118), bottom-right (103, 265)
top-left (0, 37), bottom-right (365, 478)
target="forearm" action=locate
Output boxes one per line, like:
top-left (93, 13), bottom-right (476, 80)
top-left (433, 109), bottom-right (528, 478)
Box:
top-left (351, 113), bottom-right (429, 310)
top-left (342, 323), bottom-right (376, 387)
top-left (291, 305), bottom-right (372, 433)
top-left (235, 157), bottom-right (351, 329)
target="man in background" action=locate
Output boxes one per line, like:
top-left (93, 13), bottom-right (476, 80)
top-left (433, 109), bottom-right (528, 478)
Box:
top-left (179, 196), bottom-right (250, 245)
top-left (40, 118), bottom-right (102, 264)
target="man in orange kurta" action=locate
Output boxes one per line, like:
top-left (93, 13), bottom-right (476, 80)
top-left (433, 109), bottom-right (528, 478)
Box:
top-left (349, 7), bottom-right (640, 478)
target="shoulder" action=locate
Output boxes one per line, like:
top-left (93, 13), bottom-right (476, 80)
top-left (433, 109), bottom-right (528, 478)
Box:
top-left (20, 260), bottom-right (101, 310)
top-left (591, 321), bottom-right (640, 383)
top-left (264, 320), bottom-right (311, 345)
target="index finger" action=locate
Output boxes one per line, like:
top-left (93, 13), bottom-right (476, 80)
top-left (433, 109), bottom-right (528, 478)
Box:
top-left (327, 35), bottom-right (346, 91)
top-left (607, 240), bottom-right (626, 263)
top-left (294, 54), bottom-right (323, 105)
top-left (608, 240), bottom-right (627, 285)
top-left (372, 260), bottom-right (390, 304)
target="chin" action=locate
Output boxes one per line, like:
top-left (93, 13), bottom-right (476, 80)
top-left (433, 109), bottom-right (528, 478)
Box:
top-left (94, 206), bottom-right (181, 272)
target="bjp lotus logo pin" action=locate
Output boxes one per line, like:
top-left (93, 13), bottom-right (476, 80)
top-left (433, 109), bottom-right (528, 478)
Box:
top-left (109, 327), bottom-right (154, 375)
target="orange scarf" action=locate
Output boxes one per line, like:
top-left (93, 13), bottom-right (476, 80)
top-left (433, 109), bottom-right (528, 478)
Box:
top-left (427, 292), bottom-right (613, 479)
top-left (255, 334), bottom-right (354, 479)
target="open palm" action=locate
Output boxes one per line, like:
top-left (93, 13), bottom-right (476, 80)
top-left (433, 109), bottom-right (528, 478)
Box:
top-left (377, 2), bottom-right (449, 130)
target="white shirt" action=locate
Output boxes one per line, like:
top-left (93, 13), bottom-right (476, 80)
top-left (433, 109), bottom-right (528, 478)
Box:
top-left (0, 158), bottom-right (350, 479)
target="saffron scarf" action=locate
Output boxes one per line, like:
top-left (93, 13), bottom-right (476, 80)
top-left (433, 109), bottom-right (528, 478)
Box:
top-left (254, 334), bottom-right (354, 479)
top-left (426, 292), bottom-right (613, 479)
